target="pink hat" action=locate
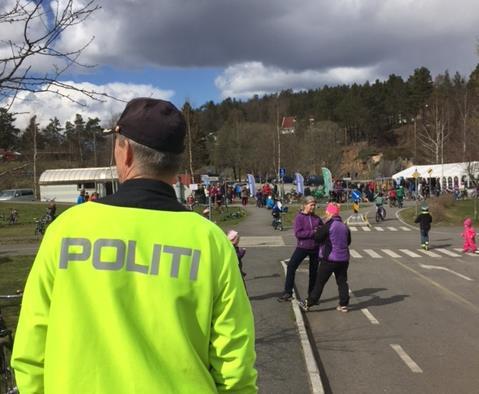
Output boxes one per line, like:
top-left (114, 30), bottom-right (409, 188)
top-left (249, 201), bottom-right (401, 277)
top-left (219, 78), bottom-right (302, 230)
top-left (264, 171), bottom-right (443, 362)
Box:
top-left (227, 230), bottom-right (239, 245)
top-left (326, 202), bottom-right (340, 216)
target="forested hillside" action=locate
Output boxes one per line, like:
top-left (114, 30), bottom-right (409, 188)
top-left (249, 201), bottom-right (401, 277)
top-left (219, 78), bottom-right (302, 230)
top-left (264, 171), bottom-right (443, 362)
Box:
top-left (2, 64), bottom-right (479, 186)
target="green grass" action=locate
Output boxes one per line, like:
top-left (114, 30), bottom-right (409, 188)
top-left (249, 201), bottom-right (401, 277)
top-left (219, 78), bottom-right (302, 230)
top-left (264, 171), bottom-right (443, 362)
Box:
top-left (0, 255), bottom-right (34, 332)
top-left (193, 204), bottom-right (247, 228)
top-left (399, 197), bottom-right (479, 226)
top-left (0, 201), bottom-right (71, 242)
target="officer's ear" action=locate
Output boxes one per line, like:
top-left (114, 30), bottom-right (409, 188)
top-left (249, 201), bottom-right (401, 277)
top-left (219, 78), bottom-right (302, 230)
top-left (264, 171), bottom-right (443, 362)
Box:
top-left (124, 138), bottom-right (134, 167)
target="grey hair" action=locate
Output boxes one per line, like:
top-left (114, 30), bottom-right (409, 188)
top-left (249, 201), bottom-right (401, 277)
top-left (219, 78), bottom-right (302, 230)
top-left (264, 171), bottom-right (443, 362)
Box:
top-left (303, 196), bottom-right (317, 205)
top-left (117, 134), bottom-right (183, 177)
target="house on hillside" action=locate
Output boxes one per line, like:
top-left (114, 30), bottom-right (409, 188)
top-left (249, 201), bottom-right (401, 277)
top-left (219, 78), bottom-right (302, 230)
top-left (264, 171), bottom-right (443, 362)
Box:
top-left (0, 149), bottom-right (21, 161)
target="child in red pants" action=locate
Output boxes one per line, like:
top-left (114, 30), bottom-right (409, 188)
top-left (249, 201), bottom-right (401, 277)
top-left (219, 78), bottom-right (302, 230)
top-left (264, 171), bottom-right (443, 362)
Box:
top-left (462, 218), bottom-right (477, 253)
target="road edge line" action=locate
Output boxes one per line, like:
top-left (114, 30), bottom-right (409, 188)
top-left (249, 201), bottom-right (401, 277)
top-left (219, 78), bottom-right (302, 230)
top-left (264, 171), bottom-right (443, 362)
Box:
top-left (395, 208), bottom-right (418, 230)
top-left (280, 260), bottom-right (324, 394)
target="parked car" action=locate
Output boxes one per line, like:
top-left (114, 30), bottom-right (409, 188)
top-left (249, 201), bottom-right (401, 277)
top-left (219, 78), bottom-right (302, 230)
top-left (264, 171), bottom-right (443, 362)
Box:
top-left (0, 188), bottom-right (35, 201)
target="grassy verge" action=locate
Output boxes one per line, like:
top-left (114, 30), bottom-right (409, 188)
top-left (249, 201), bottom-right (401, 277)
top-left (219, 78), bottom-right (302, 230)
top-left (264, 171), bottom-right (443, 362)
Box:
top-left (193, 205), bottom-right (247, 229)
top-left (0, 201), bottom-right (71, 243)
top-left (399, 196), bottom-right (479, 226)
top-left (0, 255), bottom-right (34, 332)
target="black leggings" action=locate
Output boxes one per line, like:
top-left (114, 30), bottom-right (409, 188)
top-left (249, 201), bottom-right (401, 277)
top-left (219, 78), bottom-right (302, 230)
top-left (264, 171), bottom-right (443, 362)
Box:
top-left (284, 248), bottom-right (319, 295)
top-left (309, 261), bottom-right (350, 307)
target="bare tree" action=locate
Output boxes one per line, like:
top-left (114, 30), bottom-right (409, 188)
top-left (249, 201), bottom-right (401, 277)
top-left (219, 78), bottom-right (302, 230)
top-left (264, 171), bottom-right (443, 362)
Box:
top-left (0, 0), bottom-right (114, 108)
top-left (417, 80), bottom-right (452, 164)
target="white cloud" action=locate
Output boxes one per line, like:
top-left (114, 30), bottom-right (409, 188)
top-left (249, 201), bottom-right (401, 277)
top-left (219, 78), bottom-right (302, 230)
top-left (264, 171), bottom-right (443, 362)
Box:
top-left (2, 0), bottom-right (479, 104)
top-left (215, 62), bottom-right (380, 99)
top-left (6, 82), bottom-right (174, 129)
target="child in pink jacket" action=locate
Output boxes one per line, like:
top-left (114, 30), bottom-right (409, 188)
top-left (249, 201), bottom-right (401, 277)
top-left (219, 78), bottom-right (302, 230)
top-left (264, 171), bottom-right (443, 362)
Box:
top-left (462, 218), bottom-right (477, 253)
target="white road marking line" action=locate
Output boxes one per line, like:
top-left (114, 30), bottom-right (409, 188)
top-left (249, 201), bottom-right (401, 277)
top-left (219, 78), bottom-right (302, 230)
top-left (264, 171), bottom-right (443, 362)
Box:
top-left (419, 264), bottom-right (474, 281)
top-left (382, 249), bottom-right (401, 258)
top-left (361, 308), bottom-right (380, 324)
top-left (454, 248), bottom-right (479, 256)
top-left (364, 249), bottom-right (382, 258)
top-left (390, 344), bottom-right (423, 373)
top-left (374, 227), bottom-right (385, 231)
top-left (240, 236), bottom-right (285, 247)
top-left (350, 249), bottom-right (363, 259)
top-left (400, 226), bottom-right (412, 231)
top-left (435, 248), bottom-right (461, 257)
top-left (391, 257), bottom-right (479, 313)
top-left (350, 227), bottom-right (358, 231)
top-left (399, 249), bottom-right (421, 258)
top-left (387, 227), bottom-right (398, 231)
top-left (362, 226), bottom-right (372, 232)
top-left (417, 249), bottom-right (441, 258)
top-left (280, 262), bottom-right (325, 394)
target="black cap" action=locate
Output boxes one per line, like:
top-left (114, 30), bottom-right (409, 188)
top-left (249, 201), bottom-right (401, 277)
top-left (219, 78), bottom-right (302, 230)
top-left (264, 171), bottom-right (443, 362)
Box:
top-left (105, 98), bottom-right (186, 154)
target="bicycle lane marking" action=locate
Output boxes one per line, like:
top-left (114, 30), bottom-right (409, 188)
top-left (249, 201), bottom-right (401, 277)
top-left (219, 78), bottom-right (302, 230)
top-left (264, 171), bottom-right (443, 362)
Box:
top-left (418, 264), bottom-right (474, 281)
top-left (280, 261), bottom-right (325, 394)
top-left (388, 257), bottom-right (479, 314)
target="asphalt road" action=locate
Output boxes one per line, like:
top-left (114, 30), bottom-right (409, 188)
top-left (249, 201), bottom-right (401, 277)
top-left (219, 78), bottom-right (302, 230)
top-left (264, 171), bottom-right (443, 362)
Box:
top-left (3, 202), bottom-right (478, 393)
top-left (293, 204), bottom-right (479, 394)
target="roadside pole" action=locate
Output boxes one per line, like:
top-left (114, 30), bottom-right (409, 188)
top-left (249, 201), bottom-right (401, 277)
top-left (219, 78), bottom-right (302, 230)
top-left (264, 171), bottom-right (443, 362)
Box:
top-left (412, 169), bottom-right (420, 216)
top-left (343, 177), bottom-right (351, 209)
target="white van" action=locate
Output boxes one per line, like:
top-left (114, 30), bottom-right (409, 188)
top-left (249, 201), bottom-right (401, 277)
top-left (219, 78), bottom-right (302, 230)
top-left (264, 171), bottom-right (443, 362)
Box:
top-left (0, 188), bottom-right (35, 201)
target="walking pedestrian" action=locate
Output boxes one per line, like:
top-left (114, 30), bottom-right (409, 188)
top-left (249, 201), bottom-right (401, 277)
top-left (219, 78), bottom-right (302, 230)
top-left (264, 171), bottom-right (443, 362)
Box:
top-left (241, 185), bottom-right (249, 206)
top-left (462, 217), bottom-right (477, 253)
top-left (277, 196), bottom-right (322, 302)
top-left (299, 202), bottom-right (351, 312)
top-left (12, 98), bottom-right (257, 393)
top-left (414, 204), bottom-right (432, 250)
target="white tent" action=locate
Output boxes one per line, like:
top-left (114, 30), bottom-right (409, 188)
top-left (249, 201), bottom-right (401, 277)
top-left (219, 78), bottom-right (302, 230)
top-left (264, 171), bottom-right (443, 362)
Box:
top-left (392, 162), bottom-right (479, 189)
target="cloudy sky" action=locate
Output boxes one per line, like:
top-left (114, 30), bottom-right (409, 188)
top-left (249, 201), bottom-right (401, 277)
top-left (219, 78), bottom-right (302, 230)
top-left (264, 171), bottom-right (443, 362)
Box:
top-left (3, 0), bottom-right (479, 128)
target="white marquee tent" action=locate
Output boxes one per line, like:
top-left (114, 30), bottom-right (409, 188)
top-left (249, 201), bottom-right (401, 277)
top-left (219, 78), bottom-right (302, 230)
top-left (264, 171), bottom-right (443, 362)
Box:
top-left (392, 162), bottom-right (479, 189)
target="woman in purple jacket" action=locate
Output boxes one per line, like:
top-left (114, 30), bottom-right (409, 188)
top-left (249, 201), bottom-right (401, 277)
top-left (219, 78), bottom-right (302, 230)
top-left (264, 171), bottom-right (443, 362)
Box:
top-left (278, 196), bottom-right (323, 302)
top-left (299, 202), bottom-right (351, 312)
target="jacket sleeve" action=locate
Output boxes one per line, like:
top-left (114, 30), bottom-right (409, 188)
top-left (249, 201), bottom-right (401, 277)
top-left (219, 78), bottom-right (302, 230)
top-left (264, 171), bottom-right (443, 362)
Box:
top-left (11, 230), bottom-right (57, 394)
top-left (314, 221), bottom-right (330, 243)
top-left (414, 215), bottom-right (420, 223)
top-left (209, 241), bottom-right (257, 393)
top-left (294, 214), bottom-right (314, 239)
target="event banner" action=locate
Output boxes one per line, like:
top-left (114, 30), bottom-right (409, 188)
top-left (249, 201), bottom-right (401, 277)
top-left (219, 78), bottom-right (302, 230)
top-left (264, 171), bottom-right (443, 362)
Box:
top-left (321, 167), bottom-right (333, 195)
top-left (247, 174), bottom-right (256, 197)
top-left (295, 172), bottom-right (304, 195)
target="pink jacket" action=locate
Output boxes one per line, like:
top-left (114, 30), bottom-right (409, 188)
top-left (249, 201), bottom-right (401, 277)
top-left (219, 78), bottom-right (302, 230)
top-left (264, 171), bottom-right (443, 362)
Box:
top-left (462, 218), bottom-right (476, 244)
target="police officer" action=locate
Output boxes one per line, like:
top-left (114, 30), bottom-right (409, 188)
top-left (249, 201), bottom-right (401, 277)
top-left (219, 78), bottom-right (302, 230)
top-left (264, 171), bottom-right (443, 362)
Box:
top-left (12, 98), bottom-right (257, 393)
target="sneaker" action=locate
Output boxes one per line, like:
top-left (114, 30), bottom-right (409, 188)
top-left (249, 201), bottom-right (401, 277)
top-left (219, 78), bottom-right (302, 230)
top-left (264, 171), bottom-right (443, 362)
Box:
top-left (298, 299), bottom-right (310, 312)
top-left (336, 305), bottom-right (349, 313)
top-left (277, 293), bottom-right (293, 302)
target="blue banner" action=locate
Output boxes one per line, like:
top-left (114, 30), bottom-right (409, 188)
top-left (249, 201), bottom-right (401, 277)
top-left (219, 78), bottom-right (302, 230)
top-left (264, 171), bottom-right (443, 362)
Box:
top-left (247, 174), bottom-right (256, 197)
top-left (295, 172), bottom-right (304, 195)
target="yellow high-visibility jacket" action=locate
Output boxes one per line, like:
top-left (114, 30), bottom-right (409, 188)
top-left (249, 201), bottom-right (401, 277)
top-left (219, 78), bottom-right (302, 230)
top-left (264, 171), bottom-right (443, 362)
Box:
top-left (12, 202), bottom-right (257, 393)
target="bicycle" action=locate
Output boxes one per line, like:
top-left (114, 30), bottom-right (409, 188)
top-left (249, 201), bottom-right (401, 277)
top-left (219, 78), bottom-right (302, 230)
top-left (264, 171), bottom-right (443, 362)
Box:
top-left (34, 212), bottom-right (53, 236)
top-left (375, 205), bottom-right (386, 222)
top-left (0, 292), bottom-right (22, 394)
